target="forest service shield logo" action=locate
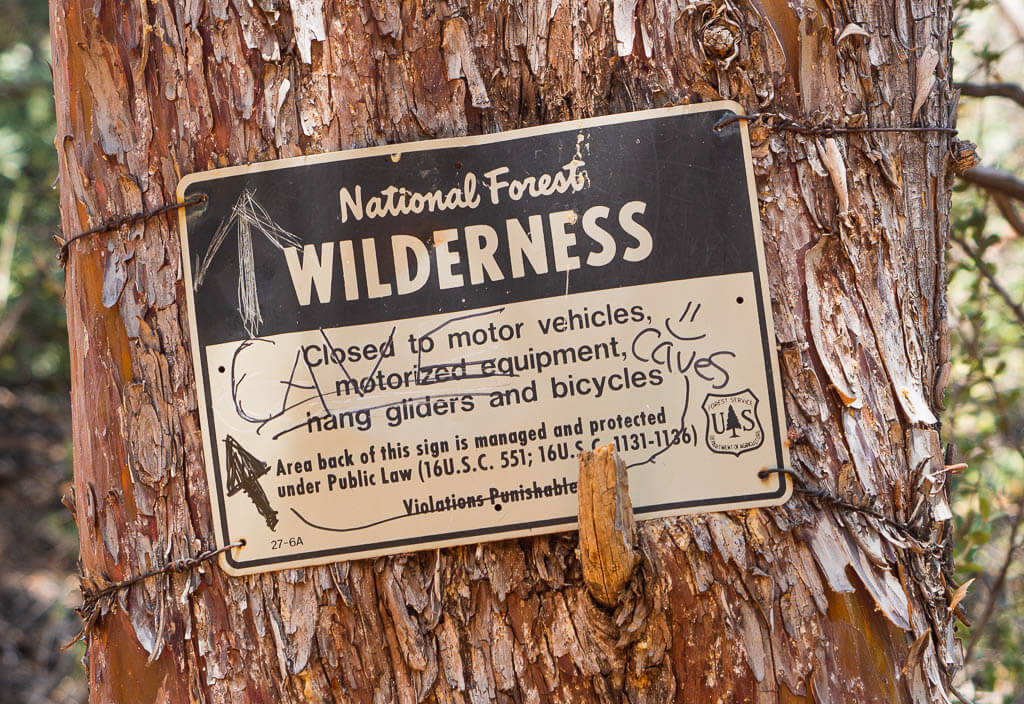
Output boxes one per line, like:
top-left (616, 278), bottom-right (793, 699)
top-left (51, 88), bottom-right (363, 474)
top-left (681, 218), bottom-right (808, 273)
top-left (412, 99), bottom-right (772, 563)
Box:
top-left (702, 389), bottom-right (764, 456)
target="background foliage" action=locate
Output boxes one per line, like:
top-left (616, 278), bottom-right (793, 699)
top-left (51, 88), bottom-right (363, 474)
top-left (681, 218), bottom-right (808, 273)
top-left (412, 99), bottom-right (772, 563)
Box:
top-left (0, 0), bottom-right (66, 388)
top-left (1, 0), bottom-right (1022, 701)
top-left (948, 0), bottom-right (1024, 700)
top-left (0, 2), bottom-right (82, 703)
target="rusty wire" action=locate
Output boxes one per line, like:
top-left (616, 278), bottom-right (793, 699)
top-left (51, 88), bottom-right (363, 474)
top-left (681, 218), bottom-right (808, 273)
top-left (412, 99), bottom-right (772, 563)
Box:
top-left (713, 111), bottom-right (958, 137)
top-left (57, 193), bottom-right (206, 265)
top-left (66, 539), bottom-right (244, 649)
top-left (758, 467), bottom-right (938, 551)
top-left (55, 113), bottom-right (955, 266)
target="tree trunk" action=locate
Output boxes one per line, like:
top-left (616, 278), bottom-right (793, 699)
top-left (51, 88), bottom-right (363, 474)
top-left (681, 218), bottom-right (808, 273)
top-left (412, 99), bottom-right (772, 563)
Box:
top-left (51, 1), bottom-right (961, 702)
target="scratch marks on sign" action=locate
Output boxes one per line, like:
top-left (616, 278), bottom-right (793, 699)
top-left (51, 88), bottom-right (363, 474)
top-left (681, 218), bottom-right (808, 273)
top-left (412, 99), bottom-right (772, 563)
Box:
top-left (195, 190), bottom-right (302, 337)
top-left (224, 435), bottom-right (280, 531)
top-left (290, 506), bottom-right (413, 533)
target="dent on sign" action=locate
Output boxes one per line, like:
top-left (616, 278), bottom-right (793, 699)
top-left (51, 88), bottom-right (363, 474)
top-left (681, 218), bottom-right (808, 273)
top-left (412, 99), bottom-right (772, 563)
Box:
top-left (176, 102), bottom-right (790, 576)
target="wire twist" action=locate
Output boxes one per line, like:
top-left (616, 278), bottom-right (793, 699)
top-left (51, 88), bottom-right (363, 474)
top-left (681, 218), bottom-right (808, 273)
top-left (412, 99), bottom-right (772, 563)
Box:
top-left (80, 539), bottom-right (245, 609)
top-left (714, 111), bottom-right (958, 137)
top-left (54, 113), bottom-right (955, 265)
top-left (65, 539), bottom-right (245, 649)
top-left (759, 467), bottom-right (936, 549)
top-left (58, 193), bottom-right (206, 264)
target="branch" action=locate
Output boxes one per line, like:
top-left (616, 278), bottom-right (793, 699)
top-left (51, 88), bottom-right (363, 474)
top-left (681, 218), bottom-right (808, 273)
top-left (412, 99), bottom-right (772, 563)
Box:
top-left (0, 83), bottom-right (52, 102)
top-left (965, 492), bottom-right (1024, 662)
top-left (955, 325), bottom-right (1024, 665)
top-left (959, 166), bottom-right (1024, 203)
top-left (0, 189), bottom-right (24, 307)
top-left (0, 287), bottom-right (31, 353)
top-left (951, 234), bottom-right (1024, 329)
top-left (956, 82), bottom-right (1024, 109)
top-left (991, 191), bottom-right (1024, 239)
top-left (996, 0), bottom-right (1024, 46)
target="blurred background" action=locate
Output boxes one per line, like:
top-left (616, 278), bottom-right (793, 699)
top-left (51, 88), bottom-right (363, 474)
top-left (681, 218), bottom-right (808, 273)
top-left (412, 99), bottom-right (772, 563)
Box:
top-left (2, 0), bottom-right (1023, 701)
top-left (0, 1), bottom-right (83, 703)
top-left (948, 0), bottom-right (1024, 700)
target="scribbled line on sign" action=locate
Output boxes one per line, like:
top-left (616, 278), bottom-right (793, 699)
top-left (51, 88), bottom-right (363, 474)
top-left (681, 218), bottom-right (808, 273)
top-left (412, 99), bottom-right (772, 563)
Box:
top-left (626, 376), bottom-right (695, 470)
top-left (281, 378), bottom-right (699, 539)
top-left (288, 489), bottom-right (491, 533)
top-left (290, 506), bottom-right (411, 533)
top-left (229, 307), bottom-right (527, 440)
top-left (225, 303), bottom-right (732, 446)
top-left (415, 308), bottom-right (519, 386)
top-left (289, 475), bottom-right (582, 535)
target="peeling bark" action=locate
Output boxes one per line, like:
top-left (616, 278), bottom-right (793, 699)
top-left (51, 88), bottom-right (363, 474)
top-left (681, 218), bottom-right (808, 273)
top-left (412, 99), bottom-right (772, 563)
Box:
top-left (50, 0), bottom-right (961, 701)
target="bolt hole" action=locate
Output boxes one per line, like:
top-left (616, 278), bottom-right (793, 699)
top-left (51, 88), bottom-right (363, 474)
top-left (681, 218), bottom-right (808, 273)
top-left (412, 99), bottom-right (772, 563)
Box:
top-left (736, 297), bottom-right (744, 304)
top-left (494, 504), bottom-right (502, 511)
top-left (218, 365), bottom-right (226, 373)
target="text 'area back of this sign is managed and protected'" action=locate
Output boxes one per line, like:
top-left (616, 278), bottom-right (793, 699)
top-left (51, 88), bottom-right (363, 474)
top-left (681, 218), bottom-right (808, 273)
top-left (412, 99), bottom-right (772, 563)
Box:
top-left (177, 102), bottom-right (790, 576)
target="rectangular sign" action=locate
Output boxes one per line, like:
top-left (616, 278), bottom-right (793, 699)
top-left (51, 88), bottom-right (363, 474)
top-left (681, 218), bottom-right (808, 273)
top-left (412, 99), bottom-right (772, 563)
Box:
top-left (177, 102), bottom-right (790, 576)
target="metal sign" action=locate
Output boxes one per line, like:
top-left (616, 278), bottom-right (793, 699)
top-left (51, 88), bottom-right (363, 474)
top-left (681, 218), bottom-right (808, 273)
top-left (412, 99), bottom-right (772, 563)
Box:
top-left (177, 102), bottom-right (790, 576)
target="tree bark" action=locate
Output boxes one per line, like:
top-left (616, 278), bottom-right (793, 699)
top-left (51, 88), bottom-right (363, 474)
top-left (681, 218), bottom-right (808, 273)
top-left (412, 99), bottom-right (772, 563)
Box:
top-left (50, 0), bottom-right (962, 702)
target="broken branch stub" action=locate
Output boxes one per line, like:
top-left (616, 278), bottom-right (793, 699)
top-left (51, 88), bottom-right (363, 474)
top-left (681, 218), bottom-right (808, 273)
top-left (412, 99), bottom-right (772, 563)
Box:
top-left (578, 444), bottom-right (638, 607)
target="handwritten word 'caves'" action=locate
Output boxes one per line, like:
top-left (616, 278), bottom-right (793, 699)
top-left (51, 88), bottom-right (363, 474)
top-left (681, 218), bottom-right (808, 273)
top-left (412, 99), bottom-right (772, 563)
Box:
top-left (282, 203), bottom-right (653, 306)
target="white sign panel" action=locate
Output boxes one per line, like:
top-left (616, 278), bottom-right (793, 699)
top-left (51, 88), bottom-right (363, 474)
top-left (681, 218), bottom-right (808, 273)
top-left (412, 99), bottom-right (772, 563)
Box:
top-left (177, 103), bottom-right (790, 575)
